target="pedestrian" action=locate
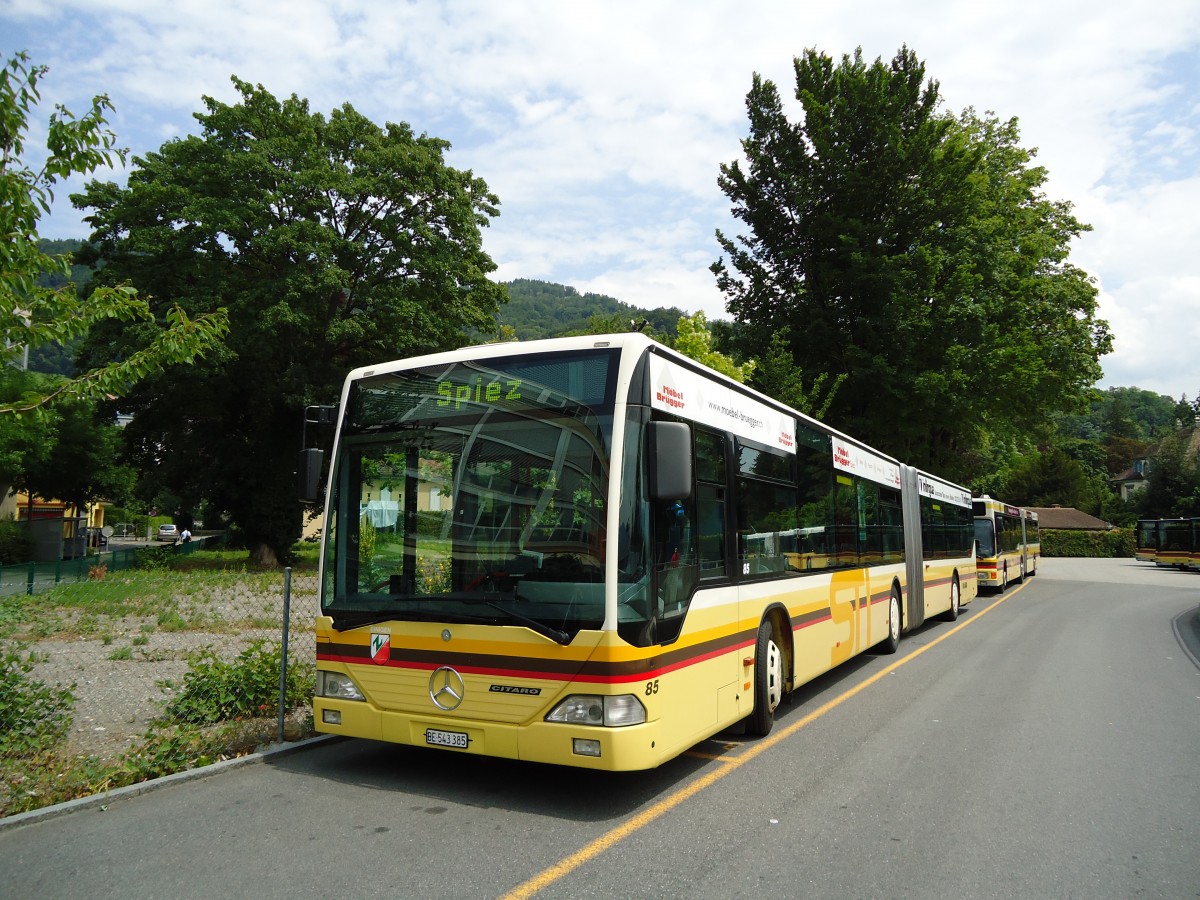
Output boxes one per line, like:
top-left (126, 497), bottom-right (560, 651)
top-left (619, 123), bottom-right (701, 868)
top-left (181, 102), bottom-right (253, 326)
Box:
top-left (180, 527), bottom-right (192, 544)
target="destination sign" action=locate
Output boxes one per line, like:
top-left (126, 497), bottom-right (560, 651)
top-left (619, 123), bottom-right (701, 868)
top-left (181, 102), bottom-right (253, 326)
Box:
top-left (437, 377), bottom-right (524, 409)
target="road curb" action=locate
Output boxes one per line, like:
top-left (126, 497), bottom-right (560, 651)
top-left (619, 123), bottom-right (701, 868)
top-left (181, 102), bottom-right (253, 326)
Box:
top-left (0, 734), bottom-right (339, 832)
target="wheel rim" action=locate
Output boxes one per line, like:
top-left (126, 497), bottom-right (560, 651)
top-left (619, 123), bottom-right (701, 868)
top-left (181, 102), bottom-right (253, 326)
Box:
top-left (764, 638), bottom-right (782, 712)
top-left (951, 579), bottom-right (960, 615)
top-left (889, 594), bottom-right (900, 642)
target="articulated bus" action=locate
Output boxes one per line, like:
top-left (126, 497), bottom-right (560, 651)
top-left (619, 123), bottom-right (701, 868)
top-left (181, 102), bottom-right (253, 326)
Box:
top-left (1154, 518), bottom-right (1197, 570)
top-left (1134, 518), bottom-right (1159, 564)
top-left (302, 334), bottom-right (977, 771)
top-left (972, 496), bottom-right (1038, 591)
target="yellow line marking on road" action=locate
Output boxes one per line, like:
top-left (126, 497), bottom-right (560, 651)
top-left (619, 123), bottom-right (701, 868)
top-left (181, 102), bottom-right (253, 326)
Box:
top-left (500, 582), bottom-right (1028, 900)
top-left (680, 750), bottom-right (738, 762)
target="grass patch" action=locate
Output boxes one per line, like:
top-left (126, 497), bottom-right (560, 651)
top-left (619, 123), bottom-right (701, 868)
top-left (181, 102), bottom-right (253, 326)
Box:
top-left (156, 609), bottom-right (188, 632)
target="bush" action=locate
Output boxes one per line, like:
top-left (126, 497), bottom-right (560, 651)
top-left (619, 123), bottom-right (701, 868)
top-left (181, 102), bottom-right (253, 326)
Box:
top-left (0, 647), bottom-right (75, 758)
top-left (0, 520), bottom-right (32, 565)
top-left (161, 639), bottom-right (313, 726)
top-left (118, 724), bottom-right (224, 782)
top-left (134, 544), bottom-right (175, 570)
top-left (1041, 527), bottom-right (1134, 558)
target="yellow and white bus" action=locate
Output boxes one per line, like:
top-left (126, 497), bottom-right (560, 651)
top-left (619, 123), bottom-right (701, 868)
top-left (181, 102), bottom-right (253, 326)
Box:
top-left (304, 334), bottom-right (977, 770)
top-left (972, 496), bottom-right (1038, 590)
top-left (1154, 518), bottom-right (1196, 570)
top-left (1134, 518), bottom-right (1159, 564)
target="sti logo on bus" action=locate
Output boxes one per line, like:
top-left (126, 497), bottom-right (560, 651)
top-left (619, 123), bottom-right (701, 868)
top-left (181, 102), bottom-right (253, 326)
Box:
top-left (437, 378), bottom-right (522, 409)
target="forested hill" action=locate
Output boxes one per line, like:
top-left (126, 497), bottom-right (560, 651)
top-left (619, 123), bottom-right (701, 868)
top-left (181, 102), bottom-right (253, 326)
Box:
top-left (498, 278), bottom-right (688, 341)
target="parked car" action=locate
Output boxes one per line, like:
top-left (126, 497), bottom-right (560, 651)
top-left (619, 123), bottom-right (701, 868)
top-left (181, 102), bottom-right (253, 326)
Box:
top-left (156, 523), bottom-right (178, 542)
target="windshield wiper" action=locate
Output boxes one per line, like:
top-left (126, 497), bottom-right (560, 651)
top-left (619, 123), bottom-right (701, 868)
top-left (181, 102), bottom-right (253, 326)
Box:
top-left (328, 610), bottom-right (397, 630)
top-left (455, 597), bottom-right (571, 644)
top-left (327, 606), bottom-right (491, 632)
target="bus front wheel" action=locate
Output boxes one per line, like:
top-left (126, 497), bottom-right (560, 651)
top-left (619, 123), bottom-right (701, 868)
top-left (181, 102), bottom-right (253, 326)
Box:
top-left (942, 574), bottom-right (960, 622)
top-left (746, 620), bottom-right (782, 737)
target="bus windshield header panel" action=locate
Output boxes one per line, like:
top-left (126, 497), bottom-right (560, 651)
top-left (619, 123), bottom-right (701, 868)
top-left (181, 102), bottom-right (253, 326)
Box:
top-left (347, 348), bottom-right (619, 434)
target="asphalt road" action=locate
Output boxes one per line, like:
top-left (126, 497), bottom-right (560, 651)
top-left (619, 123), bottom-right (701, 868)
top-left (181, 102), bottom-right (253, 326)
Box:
top-left (3, 557), bottom-right (1198, 899)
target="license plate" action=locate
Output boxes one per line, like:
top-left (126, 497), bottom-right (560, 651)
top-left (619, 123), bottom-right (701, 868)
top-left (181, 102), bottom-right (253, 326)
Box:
top-left (425, 728), bottom-right (469, 749)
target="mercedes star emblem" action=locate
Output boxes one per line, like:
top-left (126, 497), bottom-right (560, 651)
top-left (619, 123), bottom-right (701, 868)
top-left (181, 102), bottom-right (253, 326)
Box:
top-left (428, 666), bottom-right (465, 711)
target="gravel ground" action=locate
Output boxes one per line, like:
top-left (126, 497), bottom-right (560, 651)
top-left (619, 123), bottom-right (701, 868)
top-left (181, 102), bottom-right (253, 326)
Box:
top-left (13, 573), bottom-right (320, 762)
top-left (27, 628), bottom-right (273, 760)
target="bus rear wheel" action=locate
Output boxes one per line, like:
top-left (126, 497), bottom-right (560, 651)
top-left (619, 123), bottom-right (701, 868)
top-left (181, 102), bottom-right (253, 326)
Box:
top-left (745, 620), bottom-right (782, 737)
top-left (879, 586), bottom-right (902, 654)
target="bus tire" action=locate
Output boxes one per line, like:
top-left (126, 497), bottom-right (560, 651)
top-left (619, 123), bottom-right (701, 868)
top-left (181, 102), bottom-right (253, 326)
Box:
top-left (942, 574), bottom-right (960, 622)
top-left (999, 564), bottom-right (1008, 593)
top-left (879, 585), bottom-right (902, 654)
top-left (746, 620), bottom-right (782, 737)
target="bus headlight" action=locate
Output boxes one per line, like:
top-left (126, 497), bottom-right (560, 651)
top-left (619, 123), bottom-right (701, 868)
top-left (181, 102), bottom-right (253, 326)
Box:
top-left (317, 670), bottom-right (365, 701)
top-left (545, 694), bottom-right (646, 727)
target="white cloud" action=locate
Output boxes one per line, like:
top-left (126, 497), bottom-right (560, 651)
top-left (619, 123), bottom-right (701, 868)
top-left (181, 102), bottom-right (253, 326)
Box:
top-left (5, 0), bottom-right (1200, 397)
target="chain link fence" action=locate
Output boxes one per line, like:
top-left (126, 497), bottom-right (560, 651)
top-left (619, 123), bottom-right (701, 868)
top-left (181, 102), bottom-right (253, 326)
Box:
top-left (0, 540), bottom-right (319, 817)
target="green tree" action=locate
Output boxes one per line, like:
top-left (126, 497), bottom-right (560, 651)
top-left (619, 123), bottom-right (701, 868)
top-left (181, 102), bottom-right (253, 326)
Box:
top-left (712, 46), bottom-right (1111, 481)
top-left (672, 311), bottom-right (754, 383)
top-left (0, 367), bottom-right (134, 519)
top-left (74, 77), bottom-right (507, 565)
top-left (1173, 394), bottom-right (1197, 428)
top-left (1000, 447), bottom-right (1094, 508)
top-left (0, 52), bottom-right (228, 415)
top-left (1138, 427), bottom-right (1200, 518)
top-left (0, 367), bottom-right (53, 505)
top-left (748, 326), bottom-right (844, 419)
top-left (14, 396), bottom-right (135, 514)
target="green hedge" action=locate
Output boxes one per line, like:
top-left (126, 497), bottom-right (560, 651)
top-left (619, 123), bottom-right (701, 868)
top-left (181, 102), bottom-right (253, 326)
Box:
top-left (0, 521), bottom-right (32, 565)
top-left (1041, 527), bottom-right (1134, 558)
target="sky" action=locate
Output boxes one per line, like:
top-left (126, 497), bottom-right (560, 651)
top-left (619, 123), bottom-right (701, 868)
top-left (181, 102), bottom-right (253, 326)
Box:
top-left (4, 0), bottom-right (1199, 401)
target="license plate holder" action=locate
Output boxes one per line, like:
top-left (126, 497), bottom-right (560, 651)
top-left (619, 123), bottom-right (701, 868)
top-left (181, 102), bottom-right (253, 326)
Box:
top-left (425, 728), bottom-right (469, 749)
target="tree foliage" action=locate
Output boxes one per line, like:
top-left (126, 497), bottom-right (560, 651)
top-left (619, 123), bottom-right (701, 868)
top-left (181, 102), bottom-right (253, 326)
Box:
top-left (712, 46), bottom-right (1111, 481)
top-left (672, 311), bottom-right (754, 383)
top-left (73, 77), bottom-right (507, 564)
top-left (1138, 427), bottom-right (1200, 518)
top-left (0, 52), bottom-right (228, 416)
top-left (0, 365), bottom-right (133, 516)
top-left (737, 325), bottom-right (844, 419)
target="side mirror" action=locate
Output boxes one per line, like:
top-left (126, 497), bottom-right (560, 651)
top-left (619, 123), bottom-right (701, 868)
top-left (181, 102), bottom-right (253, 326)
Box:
top-left (299, 448), bottom-right (325, 503)
top-left (648, 421), bottom-right (692, 500)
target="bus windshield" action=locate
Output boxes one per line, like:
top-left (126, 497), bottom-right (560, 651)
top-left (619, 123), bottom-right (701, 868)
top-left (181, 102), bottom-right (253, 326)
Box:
top-left (974, 519), bottom-right (996, 558)
top-left (321, 349), bottom-right (620, 641)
